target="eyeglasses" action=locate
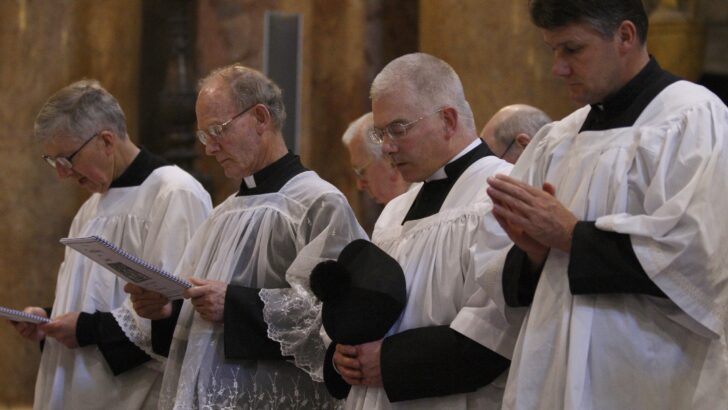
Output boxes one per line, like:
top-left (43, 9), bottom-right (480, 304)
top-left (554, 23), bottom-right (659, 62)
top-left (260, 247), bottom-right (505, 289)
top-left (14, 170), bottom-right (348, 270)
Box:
top-left (498, 138), bottom-right (517, 159)
top-left (368, 108), bottom-right (443, 144)
top-left (196, 103), bottom-right (258, 146)
top-left (352, 157), bottom-right (374, 179)
top-left (42, 132), bottom-right (100, 170)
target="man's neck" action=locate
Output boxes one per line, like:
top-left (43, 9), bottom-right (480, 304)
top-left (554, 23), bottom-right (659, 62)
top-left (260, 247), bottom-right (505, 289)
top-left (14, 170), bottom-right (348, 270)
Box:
top-left (249, 133), bottom-right (289, 176)
top-left (112, 138), bottom-right (141, 180)
top-left (618, 49), bottom-right (651, 94)
top-left (426, 136), bottom-right (480, 182)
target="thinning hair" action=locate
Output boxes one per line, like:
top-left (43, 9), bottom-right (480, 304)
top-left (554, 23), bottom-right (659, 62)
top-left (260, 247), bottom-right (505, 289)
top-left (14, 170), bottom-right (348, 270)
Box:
top-left (199, 64), bottom-right (287, 131)
top-left (529, 0), bottom-right (649, 43)
top-left (370, 53), bottom-right (476, 132)
top-left (342, 112), bottom-right (382, 160)
top-left (34, 79), bottom-right (128, 143)
top-left (494, 106), bottom-right (552, 146)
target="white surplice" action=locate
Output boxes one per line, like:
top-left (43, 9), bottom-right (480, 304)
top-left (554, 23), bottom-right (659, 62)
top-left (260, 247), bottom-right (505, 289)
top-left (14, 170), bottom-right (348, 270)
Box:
top-left (480, 81), bottom-right (728, 409)
top-left (344, 154), bottom-right (517, 410)
top-left (159, 171), bottom-right (367, 410)
top-left (34, 166), bottom-right (212, 410)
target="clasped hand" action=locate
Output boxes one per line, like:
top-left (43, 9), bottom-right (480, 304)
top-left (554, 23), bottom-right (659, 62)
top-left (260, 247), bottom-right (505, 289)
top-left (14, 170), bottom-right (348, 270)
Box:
top-left (332, 340), bottom-right (383, 387)
top-left (486, 174), bottom-right (578, 265)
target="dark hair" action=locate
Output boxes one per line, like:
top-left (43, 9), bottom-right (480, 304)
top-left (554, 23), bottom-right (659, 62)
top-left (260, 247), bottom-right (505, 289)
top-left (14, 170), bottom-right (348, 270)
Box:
top-left (529, 0), bottom-right (648, 44)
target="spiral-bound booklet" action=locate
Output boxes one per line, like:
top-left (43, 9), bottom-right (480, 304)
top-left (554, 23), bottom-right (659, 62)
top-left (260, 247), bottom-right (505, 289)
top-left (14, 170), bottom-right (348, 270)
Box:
top-left (60, 236), bottom-right (191, 300)
top-left (0, 306), bottom-right (49, 324)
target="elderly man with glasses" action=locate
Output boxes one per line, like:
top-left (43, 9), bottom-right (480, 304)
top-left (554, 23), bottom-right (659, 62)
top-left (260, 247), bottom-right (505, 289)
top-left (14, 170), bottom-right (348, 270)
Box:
top-left (342, 112), bottom-right (409, 206)
top-left (125, 64), bottom-right (366, 409)
top-left (327, 53), bottom-right (519, 409)
top-left (10, 79), bottom-right (212, 410)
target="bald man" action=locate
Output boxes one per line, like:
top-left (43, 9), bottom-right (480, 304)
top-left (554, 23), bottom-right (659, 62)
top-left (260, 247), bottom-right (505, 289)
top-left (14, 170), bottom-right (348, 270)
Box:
top-left (342, 112), bottom-right (409, 204)
top-left (479, 104), bottom-right (551, 164)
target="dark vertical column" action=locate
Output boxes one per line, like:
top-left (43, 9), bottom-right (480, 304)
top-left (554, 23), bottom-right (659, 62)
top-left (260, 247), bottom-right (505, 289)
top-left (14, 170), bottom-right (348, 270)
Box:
top-left (139, 0), bottom-right (211, 191)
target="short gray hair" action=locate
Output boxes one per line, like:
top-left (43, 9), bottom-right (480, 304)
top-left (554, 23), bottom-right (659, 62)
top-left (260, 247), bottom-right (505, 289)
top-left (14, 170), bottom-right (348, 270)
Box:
top-left (370, 53), bottom-right (475, 132)
top-left (494, 106), bottom-right (551, 146)
top-left (341, 112), bottom-right (381, 159)
top-left (199, 64), bottom-right (287, 131)
top-left (34, 79), bottom-right (128, 143)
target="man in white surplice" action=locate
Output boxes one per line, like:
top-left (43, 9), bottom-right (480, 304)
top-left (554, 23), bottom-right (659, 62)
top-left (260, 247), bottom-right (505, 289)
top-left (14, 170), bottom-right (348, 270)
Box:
top-left (10, 80), bottom-right (212, 410)
top-left (126, 64), bottom-right (366, 409)
top-left (329, 53), bottom-right (518, 409)
top-left (484, 1), bottom-right (728, 409)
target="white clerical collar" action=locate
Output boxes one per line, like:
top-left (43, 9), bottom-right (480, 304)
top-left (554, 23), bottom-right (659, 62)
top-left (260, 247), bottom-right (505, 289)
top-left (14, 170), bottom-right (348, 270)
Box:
top-left (243, 175), bottom-right (257, 189)
top-left (425, 139), bottom-right (482, 182)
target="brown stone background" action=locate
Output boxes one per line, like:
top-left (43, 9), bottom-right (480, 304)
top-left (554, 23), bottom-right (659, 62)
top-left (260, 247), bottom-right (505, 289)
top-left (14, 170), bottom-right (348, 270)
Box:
top-left (1, 0), bottom-right (726, 407)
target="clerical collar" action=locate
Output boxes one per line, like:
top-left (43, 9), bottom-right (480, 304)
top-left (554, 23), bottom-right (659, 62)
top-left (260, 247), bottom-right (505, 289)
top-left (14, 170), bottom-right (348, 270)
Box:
top-left (426, 139), bottom-right (488, 182)
top-left (109, 147), bottom-right (169, 188)
top-left (237, 152), bottom-right (308, 196)
top-left (401, 140), bottom-right (494, 224)
top-left (581, 57), bottom-right (679, 132)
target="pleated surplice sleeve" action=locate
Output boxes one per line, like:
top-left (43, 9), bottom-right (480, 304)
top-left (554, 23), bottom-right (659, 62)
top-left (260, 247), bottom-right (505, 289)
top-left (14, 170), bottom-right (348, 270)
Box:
top-left (595, 95), bottom-right (728, 339)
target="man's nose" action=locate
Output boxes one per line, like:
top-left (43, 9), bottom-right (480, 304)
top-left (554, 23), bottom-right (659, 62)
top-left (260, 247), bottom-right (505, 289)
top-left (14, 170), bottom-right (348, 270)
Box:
top-left (552, 57), bottom-right (570, 77)
top-left (55, 165), bottom-right (74, 179)
top-left (356, 177), bottom-right (367, 191)
top-left (381, 139), bottom-right (397, 155)
top-left (204, 140), bottom-right (220, 155)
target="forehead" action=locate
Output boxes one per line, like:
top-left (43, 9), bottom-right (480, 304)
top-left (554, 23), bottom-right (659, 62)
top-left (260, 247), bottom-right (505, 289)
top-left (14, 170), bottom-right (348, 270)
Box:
top-left (372, 88), bottom-right (420, 127)
top-left (196, 82), bottom-right (236, 123)
top-left (41, 134), bottom-right (81, 155)
top-left (347, 133), bottom-right (371, 158)
top-left (542, 21), bottom-right (607, 47)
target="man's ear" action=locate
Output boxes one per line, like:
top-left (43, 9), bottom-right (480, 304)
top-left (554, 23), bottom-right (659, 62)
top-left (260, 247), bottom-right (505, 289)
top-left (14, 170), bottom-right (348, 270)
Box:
top-left (616, 20), bottom-right (639, 54)
top-left (99, 130), bottom-right (116, 155)
top-left (441, 106), bottom-right (459, 139)
top-left (515, 133), bottom-right (531, 149)
top-left (253, 104), bottom-right (272, 133)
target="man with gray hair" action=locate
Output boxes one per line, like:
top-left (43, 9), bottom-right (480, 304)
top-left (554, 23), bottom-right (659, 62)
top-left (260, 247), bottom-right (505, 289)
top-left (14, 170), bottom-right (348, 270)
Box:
top-left (342, 112), bottom-right (409, 205)
top-left (10, 79), bottom-right (212, 409)
top-left (125, 64), bottom-right (366, 409)
top-left (328, 53), bottom-right (518, 409)
top-left (479, 104), bottom-right (551, 164)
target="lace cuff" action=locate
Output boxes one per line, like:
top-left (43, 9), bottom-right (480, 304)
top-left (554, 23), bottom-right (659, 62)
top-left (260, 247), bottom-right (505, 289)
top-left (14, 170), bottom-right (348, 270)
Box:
top-left (111, 303), bottom-right (166, 364)
top-left (259, 282), bottom-right (326, 382)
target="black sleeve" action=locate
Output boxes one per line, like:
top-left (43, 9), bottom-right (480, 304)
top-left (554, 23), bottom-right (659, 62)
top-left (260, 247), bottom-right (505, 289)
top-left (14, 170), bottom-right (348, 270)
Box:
top-left (502, 245), bottom-right (543, 307)
top-left (322, 343), bottom-right (351, 399)
top-left (75, 311), bottom-right (151, 375)
top-left (223, 284), bottom-right (286, 360)
top-left (151, 299), bottom-right (183, 357)
top-left (380, 325), bottom-right (509, 403)
top-left (40, 307), bottom-right (53, 352)
top-left (568, 221), bottom-right (667, 298)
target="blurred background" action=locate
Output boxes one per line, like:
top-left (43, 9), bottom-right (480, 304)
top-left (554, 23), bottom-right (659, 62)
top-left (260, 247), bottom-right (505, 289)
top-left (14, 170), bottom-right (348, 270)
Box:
top-left (1, 0), bottom-right (726, 407)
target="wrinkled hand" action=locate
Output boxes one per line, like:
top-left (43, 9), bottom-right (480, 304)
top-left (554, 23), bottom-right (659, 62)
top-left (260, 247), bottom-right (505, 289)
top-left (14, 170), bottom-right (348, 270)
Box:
top-left (8, 307), bottom-right (47, 342)
top-left (124, 283), bottom-right (172, 320)
top-left (185, 278), bottom-right (226, 323)
top-left (333, 344), bottom-right (362, 385)
top-left (487, 174), bottom-right (577, 257)
top-left (41, 312), bottom-right (80, 349)
top-left (356, 339), bottom-right (383, 387)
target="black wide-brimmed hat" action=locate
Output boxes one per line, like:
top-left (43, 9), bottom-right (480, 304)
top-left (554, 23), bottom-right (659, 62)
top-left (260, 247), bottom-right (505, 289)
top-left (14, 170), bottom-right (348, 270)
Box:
top-left (310, 239), bottom-right (406, 345)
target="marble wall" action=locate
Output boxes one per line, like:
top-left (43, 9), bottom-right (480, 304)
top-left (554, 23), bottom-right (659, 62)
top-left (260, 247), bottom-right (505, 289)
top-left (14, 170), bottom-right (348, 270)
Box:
top-left (0, 0), bottom-right (141, 405)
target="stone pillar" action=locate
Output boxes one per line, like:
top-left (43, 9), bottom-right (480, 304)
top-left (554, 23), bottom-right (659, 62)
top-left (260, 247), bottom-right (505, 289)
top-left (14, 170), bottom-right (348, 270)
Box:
top-left (0, 0), bottom-right (141, 405)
